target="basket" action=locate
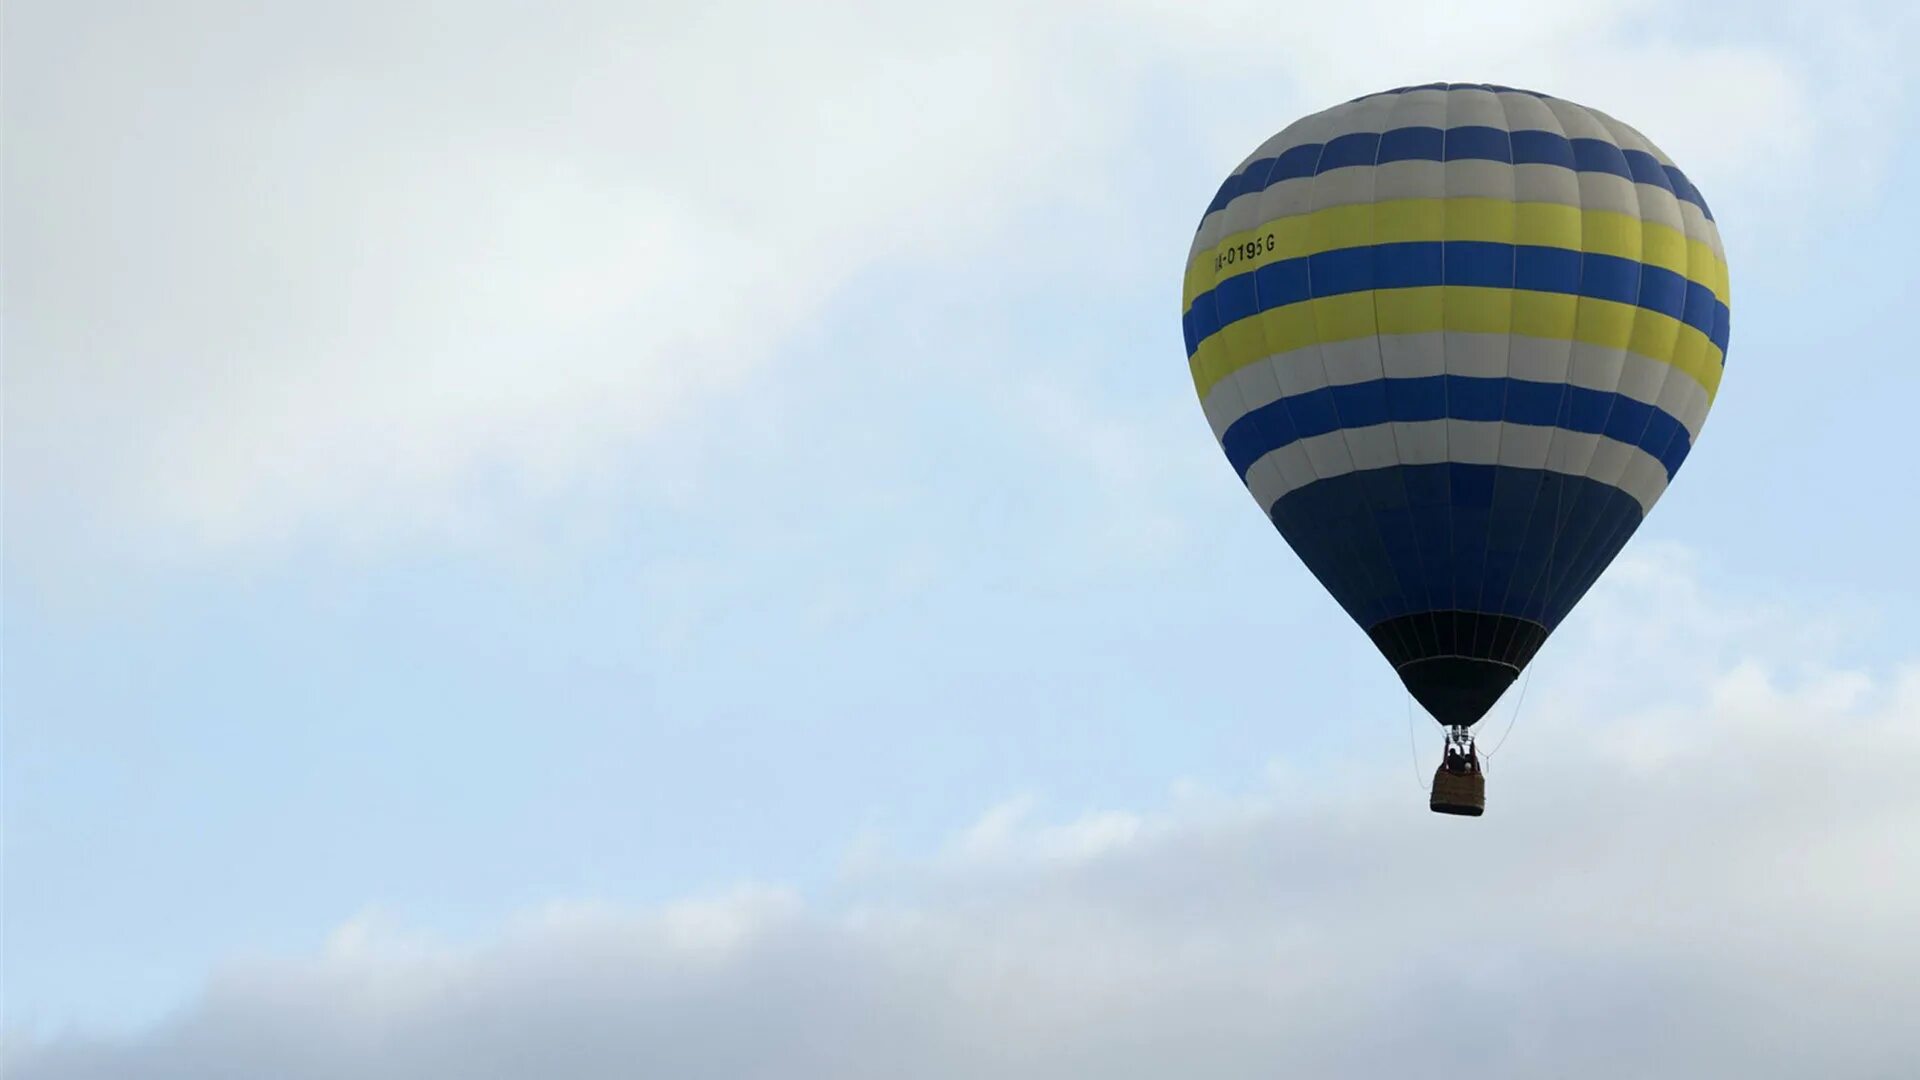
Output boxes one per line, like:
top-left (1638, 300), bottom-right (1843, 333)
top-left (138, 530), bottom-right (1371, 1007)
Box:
top-left (1429, 765), bottom-right (1486, 816)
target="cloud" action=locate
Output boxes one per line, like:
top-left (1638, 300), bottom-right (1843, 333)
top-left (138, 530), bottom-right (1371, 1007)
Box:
top-left (10, 546), bottom-right (1919, 1078)
top-left (9, 0), bottom-right (1911, 560)
top-left (6, 1), bottom-right (1123, 553)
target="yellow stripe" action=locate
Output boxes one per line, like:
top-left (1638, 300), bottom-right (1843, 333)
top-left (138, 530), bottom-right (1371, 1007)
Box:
top-left (1187, 287), bottom-right (1725, 403)
top-left (1687, 235), bottom-right (1730, 301)
top-left (1182, 198), bottom-right (1729, 309)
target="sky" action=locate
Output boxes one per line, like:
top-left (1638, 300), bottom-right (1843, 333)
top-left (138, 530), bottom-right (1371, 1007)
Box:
top-left (5, 1), bottom-right (1920, 1075)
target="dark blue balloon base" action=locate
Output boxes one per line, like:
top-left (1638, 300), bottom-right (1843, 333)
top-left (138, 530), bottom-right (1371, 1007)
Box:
top-left (1368, 610), bottom-right (1547, 727)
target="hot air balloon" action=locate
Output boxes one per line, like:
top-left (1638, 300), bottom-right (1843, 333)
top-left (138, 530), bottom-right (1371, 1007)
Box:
top-left (1181, 84), bottom-right (1729, 815)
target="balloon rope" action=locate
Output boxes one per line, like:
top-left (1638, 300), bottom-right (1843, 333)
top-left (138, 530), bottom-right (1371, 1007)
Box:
top-left (1484, 667), bottom-right (1534, 761)
top-left (1405, 693), bottom-right (1426, 793)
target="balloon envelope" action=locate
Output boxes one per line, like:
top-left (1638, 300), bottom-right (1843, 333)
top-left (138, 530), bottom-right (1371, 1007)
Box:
top-left (1181, 83), bottom-right (1729, 727)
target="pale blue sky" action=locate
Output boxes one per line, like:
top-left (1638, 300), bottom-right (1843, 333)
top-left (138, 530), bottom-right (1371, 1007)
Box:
top-left (7, 2), bottom-right (1920, 1074)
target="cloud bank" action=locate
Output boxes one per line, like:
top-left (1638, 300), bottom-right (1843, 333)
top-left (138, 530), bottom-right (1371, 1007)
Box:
top-left (11, 547), bottom-right (1918, 1078)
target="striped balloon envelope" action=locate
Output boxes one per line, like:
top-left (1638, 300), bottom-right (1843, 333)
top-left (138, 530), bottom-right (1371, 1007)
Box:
top-left (1182, 83), bottom-right (1729, 735)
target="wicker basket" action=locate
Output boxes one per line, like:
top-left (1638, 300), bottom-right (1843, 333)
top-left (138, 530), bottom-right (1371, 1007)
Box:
top-left (1430, 766), bottom-right (1486, 816)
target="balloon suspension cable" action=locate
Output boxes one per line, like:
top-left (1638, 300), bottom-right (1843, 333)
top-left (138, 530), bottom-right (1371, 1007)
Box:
top-left (1483, 667), bottom-right (1534, 765)
top-left (1405, 693), bottom-right (1427, 793)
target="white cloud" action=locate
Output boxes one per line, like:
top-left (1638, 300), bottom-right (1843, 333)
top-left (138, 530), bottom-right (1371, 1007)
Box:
top-left (6, 1), bottom-right (1123, 552)
top-left (10, 0), bottom-right (1913, 559)
top-left (10, 547), bottom-right (1919, 1078)
top-left (951, 795), bottom-right (1150, 866)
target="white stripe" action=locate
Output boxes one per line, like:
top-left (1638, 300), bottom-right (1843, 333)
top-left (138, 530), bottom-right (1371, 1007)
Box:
top-left (1614, 341), bottom-right (1670, 403)
top-left (1573, 170), bottom-right (1643, 217)
top-left (1240, 422), bottom-right (1672, 516)
top-left (1444, 333), bottom-right (1509, 379)
top-left (1496, 422), bottom-right (1554, 470)
top-left (1508, 336), bottom-right (1574, 383)
top-left (1450, 417), bottom-right (1502, 463)
top-left (1373, 159), bottom-right (1443, 202)
top-left (1657, 366), bottom-right (1711, 437)
top-left (1320, 336), bottom-right (1387, 387)
top-left (1443, 86), bottom-right (1507, 128)
top-left (1300, 424), bottom-right (1357, 478)
top-left (1513, 161), bottom-right (1583, 205)
top-left (1273, 346), bottom-right (1328, 397)
top-left (1684, 202), bottom-right (1725, 263)
top-left (1266, 439), bottom-right (1319, 492)
top-left (1567, 340), bottom-right (1627, 394)
top-left (1380, 325), bottom-right (1445, 380)
top-left (1617, 453), bottom-right (1672, 512)
top-left (1347, 420), bottom-right (1402, 472)
top-left (1587, 438), bottom-right (1636, 487)
top-left (1386, 88), bottom-right (1450, 129)
top-left (1304, 149), bottom-right (1379, 209)
top-left (1202, 348), bottom-right (1287, 439)
top-left (1543, 97), bottom-right (1612, 141)
top-left (1634, 181), bottom-right (1687, 234)
top-left (1443, 158), bottom-right (1517, 200)
top-left (1395, 415), bottom-right (1448, 468)
top-left (1494, 92), bottom-right (1561, 132)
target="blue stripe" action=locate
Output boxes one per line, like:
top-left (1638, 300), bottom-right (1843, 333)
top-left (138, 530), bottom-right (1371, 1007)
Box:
top-left (1569, 137), bottom-right (1628, 180)
top-left (1219, 375), bottom-right (1694, 480)
top-left (1317, 132), bottom-right (1378, 172)
top-left (1443, 125), bottom-right (1512, 162)
top-left (1267, 463), bottom-right (1644, 629)
top-left (1200, 124), bottom-right (1713, 221)
top-left (1665, 165), bottom-right (1713, 219)
top-left (1509, 129), bottom-right (1576, 169)
top-left (1379, 126), bottom-right (1444, 163)
top-left (1185, 241), bottom-right (1730, 358)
